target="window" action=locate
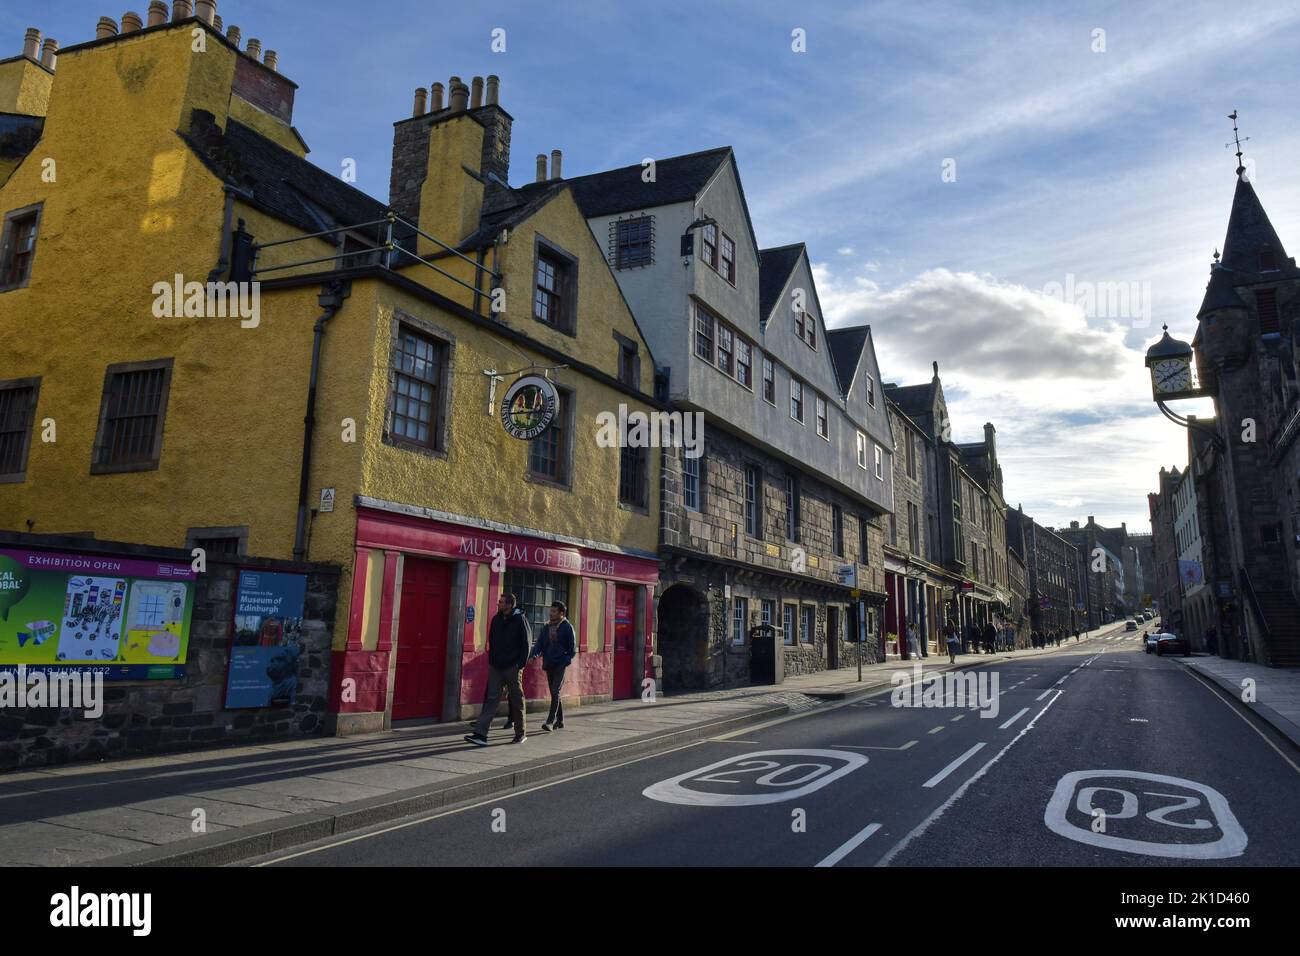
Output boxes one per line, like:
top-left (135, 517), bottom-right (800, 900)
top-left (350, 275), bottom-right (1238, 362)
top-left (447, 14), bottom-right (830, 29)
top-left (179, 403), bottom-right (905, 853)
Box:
top-left (815, 395), bottom-right (829, 439)
top-left (701, 223), bottom-right (718, 269)
top-left (874, 443), bottom-right (883, 479)
top-left (1257, 288), bottom-right (1280, 334)
top-left (856, 431), bottom-right (868, 469)
top-left (618, 341), bottom-right (640, 388)
top-left (0, 377), bottom-right (39, 481)
top-left (866, 373), bottom-right (875, 408)
top-left (0, 204), bottom-right (41, 290)
top-left (908, 501), bottom-right (920, 556)
top-left (736, 339), bottom-right (752, 389)
top-left (790, 379), bottom-right (805, 422)
top-left (694, 305), bottom-right (714, 361)
top-left (533, 240), bottom-right (576, 333)
top-left (91, 359), bottom-right (173, 473)
top-left (783, 603), bottom-right (796, 646)
top-left (186, 526), bottom-right (248, 558)
top-left (528, 390), bottom-right (569, 483)
top-left (858, 515), bottom-right (869, 562)
top-left (503, 568), bottom-right (572, 633)
top-left (745, 464), bottom-right (762, 537)
top-left (762, 355), bottom-right (775, 404)
top-left (785, 474), bottom-right (800, 541)
top-left (1259, 245), bottom-right (1278, 271)
top-left (389, 324), bottom-right (446, 450)
top-left (906, 433), bottom-right (916, 478)
top-left (795, 310), bottom-right (805, 342)
top-left (720, 233), bottom-right (736, 283)
top-left (717, 323), bottom-right (734, 376)
top-left (762, 599), bottom-right (775, 625)
top-left (832, 505), bottom-right (844, 557)
top-left (800, 605), bottom-right (815, 644)
top-left (732, 596), bottom-right (748, 645)
top-left (613, 215), bottom-right (654, 269)
top-left (683, 453), bottom-right (701, 511)
top-left (619, 444), bottom-right (648, 508)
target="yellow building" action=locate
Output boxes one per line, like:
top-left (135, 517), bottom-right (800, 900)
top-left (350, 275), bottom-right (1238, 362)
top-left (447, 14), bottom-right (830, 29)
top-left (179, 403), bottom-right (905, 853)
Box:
top-left (0, 10), bottom-right (661, 733)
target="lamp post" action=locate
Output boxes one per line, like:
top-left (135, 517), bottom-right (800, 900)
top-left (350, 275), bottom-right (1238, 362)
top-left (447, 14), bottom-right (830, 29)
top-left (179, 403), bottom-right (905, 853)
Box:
top-left (680, 216), bottom-right (718, 268)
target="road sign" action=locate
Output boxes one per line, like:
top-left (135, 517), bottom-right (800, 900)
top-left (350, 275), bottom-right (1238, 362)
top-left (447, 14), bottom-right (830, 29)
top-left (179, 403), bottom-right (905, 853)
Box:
top-left (642, 750), bottom-right (867, 806)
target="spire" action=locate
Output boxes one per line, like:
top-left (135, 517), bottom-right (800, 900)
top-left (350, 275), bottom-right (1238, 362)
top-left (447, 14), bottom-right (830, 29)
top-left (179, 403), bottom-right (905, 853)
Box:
top-left (1219, 173), bottom-right (1288, 274)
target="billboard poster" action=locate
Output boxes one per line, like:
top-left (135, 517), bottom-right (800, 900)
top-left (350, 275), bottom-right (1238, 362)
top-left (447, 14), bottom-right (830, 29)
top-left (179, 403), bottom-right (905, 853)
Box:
top-left (0, 547), bottom-right (195, 680)
top-left (1179, 559), bottom-right (1205, 590)
top-left (224, 570), bottom-right (307, 709)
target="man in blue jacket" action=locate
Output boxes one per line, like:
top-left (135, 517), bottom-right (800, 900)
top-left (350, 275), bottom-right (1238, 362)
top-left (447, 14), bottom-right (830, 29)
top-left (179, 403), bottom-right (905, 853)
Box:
top-left (465, 593), bottom-right (532, 746)
top-left (531, 600), bottom-right (576, 731)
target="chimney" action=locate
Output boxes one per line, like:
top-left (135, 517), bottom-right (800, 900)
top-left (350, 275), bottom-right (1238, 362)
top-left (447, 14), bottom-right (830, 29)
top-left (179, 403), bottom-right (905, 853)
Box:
top-left (535, 154), bottom-right (547, 182)
top-left (263, 50), bottom-right (278, 71)
top-left (1087, 515), bottom-right (1095, 525)
top-left (485, 74), bottom-right (499, 105)
top-left (412, 87), bottom-right (427, 117)
top-left (172, 1), bottom-right (192, 21)
top-left (430, 82), bottom-right (444, 111)
top-left (550, 149), bottom-right (562, 179)
top-left (39, 38), bottom-right (57, 70)
top-left (1070, 521), bottom-right (1079, 529)
top-left (194, 0), bottom-right (216, 25)
top-left (470, 76), bottom-right (483, 108)
top-left (22, 28), bottom-right (41, 61)
top-left (246, 37), bottom-right (261, 60)
top-left (96, 17), bottom-right (120, 39)
top-left (226, 24), bottom-right (240, 46)
top-left (121, 12), bottom-right (143, 33)
top-left (448, 79), bottom-right (468, 111)
top-left (147, 1), bottom-right (168, 26)
top-left (213, 15), bottom-right (222, 30)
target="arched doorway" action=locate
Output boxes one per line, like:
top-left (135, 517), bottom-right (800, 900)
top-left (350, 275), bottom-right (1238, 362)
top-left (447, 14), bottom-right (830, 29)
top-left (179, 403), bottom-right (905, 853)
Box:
top-left (656, 583), bottom-right (709, 692)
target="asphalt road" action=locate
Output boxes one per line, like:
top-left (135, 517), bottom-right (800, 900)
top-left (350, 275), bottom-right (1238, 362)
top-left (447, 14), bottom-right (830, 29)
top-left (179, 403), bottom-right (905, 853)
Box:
top-left (250, 624), bottom-right (1300, 867)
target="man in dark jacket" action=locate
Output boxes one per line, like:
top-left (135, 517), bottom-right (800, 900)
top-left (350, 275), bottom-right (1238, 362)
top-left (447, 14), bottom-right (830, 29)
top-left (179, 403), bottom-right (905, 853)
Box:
top-left (531, 600), bottom-right (577, 731)
top-left (465, 593), bottom-right (532, 746)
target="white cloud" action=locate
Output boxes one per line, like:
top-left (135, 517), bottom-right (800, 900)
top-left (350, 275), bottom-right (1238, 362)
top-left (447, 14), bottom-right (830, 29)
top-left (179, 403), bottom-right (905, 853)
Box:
top-left (837, 246), bottom-right (855, 256)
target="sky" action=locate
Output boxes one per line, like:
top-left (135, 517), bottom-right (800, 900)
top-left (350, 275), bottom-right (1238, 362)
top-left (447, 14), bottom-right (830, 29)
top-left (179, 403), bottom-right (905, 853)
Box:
top-left (10, 0), bottom-right (1300, 531)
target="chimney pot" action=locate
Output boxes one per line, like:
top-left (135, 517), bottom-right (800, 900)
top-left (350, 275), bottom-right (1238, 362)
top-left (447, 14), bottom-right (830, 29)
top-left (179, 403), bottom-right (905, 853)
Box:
top-left (194, 0), bottom-right (216, 25)
top-left (471, 76), bottom-right (484, 108)
top-left (226, 24), bottom-right (241, 46)
top-left (147, 1), bottom-right (168, 26)
top-left (412, 87), bottom-right (428, 117)
top-left (550, 149), bottom-right (562, 180)
top-left (429, 82), bottom-right (444, 111)
top-left (121, 12), bottom-right (143, 33)
top-left (535, 154), bottom-right (547, 183)
top-left (172, 0), bottom-right (192, 21)
top-left (96, 17), bottom-right (120, 39)
top-left (449, 81), bottom-right (468, 111)
top-left (213, 14), bottom-right (222, 30)
top-left (485, 74), bottom-right (500, 105)
top-left (246, 37), bottom-right (262, 60)
top-left (39, 38), bottom-right (57, 69)
top-left (22, 28), bottom-right (41, 61)
top-left (263, 50), bottom-right (278, 71)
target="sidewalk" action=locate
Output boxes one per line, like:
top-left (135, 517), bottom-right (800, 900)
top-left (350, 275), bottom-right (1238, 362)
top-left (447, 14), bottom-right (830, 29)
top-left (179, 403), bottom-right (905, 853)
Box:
top-left (1178, 655), bottom-right (1300, 750)
top-left (0, 629), bottom-right (1113, 867)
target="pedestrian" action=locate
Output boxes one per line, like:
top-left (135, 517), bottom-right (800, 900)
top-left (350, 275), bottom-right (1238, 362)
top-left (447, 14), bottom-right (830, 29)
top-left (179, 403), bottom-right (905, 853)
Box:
top-left (531, 599), bottom-right (576, 732)
top-left (907, 619), bottom-right (921, 660)
top-left (465, 592), bottom-right (532, 746)
top-left (945, 618), bottom-right (960, 663)
top-left (965, 620), bottom-right (979, 655)
top-left (982, 619), bottom-right (996, 655)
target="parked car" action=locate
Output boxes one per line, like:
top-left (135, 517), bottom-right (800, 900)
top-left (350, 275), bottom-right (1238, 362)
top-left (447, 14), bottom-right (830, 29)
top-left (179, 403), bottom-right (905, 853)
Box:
top-left (1143, 633), bottom-right (1159, 654)
top-left (1125, 619), bottom-right (1138, 631)
top-left (1155, 633), bottom-right (1190, 656)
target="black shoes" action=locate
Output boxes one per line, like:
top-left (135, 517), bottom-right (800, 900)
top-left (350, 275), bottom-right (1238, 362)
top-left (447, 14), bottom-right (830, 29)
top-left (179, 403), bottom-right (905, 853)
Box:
top-left (464, 733), bottom-right (489, 747)
top-left (512, 734), bottom-right (527, 744)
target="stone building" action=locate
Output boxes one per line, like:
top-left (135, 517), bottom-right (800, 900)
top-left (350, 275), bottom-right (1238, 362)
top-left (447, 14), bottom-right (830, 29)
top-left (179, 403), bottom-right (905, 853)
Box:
top-left (1148, 467), bottom-right (1183, 628)
top-left (565, 151), bottom-right (895, 688)
top-left (1059, 517), bottom-right (1129, 626)
top-left (1008, 507), bottom-right (1079, 635)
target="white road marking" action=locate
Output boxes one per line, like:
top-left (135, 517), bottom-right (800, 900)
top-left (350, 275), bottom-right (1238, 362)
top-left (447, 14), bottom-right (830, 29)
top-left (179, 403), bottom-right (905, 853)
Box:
top-left (832, 741), bottom-right (918, 752)
top-left (815, 822), bottom-right (882, 868)
top-left (927, 725), bottom-right (945, 735)
top-left (1129, 718), bottom-right (1148, 723)
top-left (999, 707), bottom-right (1030, 730)
top-left (922, 743), bottom-right (987, 789)
top-left (643, 749), bottom-right (868, 807)
top-left (950, 714), bottom-right (965, 722)
top-left (1036, 689), bottom-right (1054, 701)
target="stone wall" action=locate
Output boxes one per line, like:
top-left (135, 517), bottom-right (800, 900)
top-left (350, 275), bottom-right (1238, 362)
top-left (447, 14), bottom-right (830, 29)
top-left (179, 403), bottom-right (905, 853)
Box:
top-left (0, 536), bottom-right (339, 770)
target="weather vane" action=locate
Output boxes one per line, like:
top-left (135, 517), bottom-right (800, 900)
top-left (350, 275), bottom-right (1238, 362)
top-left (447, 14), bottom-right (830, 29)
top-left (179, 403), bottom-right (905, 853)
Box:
top-left (1226, 110), bottom-right (1249, 175)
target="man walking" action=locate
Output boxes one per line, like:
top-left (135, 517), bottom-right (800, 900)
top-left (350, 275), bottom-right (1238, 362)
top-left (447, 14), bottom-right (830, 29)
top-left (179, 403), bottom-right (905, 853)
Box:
top-left (531, 600), bottom-right (576, 732)
top-left (465, 593), bottom-right (532, 746)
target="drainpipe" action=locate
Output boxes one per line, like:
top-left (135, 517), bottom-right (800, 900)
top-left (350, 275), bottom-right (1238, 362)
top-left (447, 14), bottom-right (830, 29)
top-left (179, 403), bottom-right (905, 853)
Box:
top-left (209, 184), bottom-right (254, 283)
top-left (294, 280), bottom-right (351, 561)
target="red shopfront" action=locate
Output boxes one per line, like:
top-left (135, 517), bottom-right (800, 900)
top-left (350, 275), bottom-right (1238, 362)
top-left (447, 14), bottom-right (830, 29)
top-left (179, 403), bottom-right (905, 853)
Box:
top-left (327, 506), bottom-right (660, 734)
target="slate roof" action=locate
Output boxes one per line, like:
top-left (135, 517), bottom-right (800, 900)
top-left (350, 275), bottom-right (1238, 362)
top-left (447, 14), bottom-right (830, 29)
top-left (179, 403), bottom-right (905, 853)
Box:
top-left (1199, 173), bottom-right (1299, 315)
top-left (826, 325), bottom-right (870, 395)
top-left (885, 381), bottom-right (937, 420)
top-left (459, 180), bottom-right (568, 250)
top-left (561, 147), bottom-right (732, 218)
top-left (759, 244), bottom-right (804, 322)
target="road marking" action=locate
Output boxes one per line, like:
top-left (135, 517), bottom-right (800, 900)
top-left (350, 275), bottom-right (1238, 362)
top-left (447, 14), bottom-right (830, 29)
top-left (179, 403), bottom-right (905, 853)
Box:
top-left (999, 707), bottom-right (1030, 730)
top-left (950, 714), bottom-right (965, 722)
top-left (922, 743), bottom-right (987, 789)
top-left (710, 738), bottom-right (761, 743)
top-left (1036, 689), bottom-right (1054, 701)
top-left (832, 741), bottom-right (918, 751)
top-left (927, 725), bottom-right (945, 735)
top-left (1129, 718), bottom-right (1148, 723)
top-left (815, 822), bottom-right (882, 868)
top-left (875, 690), bottom-right (1064, 867)
top-left (643, 750), bottom-right (867, 807)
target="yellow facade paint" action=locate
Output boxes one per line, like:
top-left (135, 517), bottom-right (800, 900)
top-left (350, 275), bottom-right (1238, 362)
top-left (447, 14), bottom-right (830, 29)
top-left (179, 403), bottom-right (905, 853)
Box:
top-left (0, 57), bottom-right (53, 116)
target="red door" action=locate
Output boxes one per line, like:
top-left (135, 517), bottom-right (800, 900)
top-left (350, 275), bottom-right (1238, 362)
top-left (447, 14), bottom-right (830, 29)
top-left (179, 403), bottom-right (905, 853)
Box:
top-left (613, 585), bottom-right (636, 700)
top-left (392, 558), bottom-right (452, 720)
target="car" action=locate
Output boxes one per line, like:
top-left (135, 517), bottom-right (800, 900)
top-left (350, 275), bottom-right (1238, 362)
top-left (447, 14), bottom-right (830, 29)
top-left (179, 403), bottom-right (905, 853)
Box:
top-left (1155, 633), bottom-right (1190, 656)
top-left (1125, 619), bottom-right (1138, 631)
top-left (1143, 633), bottom-right (1159, 654)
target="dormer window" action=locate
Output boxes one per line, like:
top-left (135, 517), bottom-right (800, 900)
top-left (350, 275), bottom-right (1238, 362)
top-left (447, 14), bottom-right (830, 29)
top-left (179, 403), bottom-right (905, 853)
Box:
top-left (1259, 245), bottom-right (1278, 271)
top-left (794, 310), bottom-right (816, 350)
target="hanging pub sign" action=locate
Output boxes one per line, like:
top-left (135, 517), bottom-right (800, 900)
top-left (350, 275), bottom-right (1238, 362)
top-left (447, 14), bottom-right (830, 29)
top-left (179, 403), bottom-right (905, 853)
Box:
top-left (500, 374), bottom-right (559, 440)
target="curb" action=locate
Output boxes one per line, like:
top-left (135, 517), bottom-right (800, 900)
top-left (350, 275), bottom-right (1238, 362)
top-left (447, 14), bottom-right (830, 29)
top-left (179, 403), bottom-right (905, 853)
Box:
top-left (1179, 660), bottom-right (1300, 751)
top-left (86, 702), bottom-right (790, 868)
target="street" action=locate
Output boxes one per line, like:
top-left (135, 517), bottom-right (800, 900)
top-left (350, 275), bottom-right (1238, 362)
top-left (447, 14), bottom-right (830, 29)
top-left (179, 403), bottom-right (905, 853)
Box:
top-left (250, 626), bottom-right (1300, 867)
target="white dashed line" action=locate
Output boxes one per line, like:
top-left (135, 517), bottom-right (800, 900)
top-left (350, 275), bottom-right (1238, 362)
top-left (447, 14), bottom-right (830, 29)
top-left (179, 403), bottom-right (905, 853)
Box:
top-left (1036, 689), bottom-right (1054, 701)
top-left (999, 707), bottom-right (1030, 730)
top-left (816, 822), bottom-right (883, 867)
top-left (922, 743), bottom-right (988, 789)
top-left (928, 725), bottom-right (945, 735)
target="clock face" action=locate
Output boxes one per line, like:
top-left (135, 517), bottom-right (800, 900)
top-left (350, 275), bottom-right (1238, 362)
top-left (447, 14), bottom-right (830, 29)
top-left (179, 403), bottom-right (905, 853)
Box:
top-left (1153, 359), bottom-right (1193, 394)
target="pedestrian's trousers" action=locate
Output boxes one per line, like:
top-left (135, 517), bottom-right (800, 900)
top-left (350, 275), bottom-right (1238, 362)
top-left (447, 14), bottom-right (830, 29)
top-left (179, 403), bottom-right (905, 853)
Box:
top-left (474, 664), bottom-right (524, 735)
top-left (544, 665), bottom-right (567, 724)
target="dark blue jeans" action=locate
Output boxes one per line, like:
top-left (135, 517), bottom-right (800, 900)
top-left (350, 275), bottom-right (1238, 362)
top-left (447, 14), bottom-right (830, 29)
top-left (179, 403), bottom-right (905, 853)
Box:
top-left (544, 665), bottom-right (567, 724)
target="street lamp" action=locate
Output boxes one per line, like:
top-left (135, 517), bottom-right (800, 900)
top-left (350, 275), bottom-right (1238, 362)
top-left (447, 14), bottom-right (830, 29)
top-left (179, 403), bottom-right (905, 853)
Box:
top-left (1144, 325), bottom-right (1224, 450)
top-left (680, 216), bottom-right (718, 268)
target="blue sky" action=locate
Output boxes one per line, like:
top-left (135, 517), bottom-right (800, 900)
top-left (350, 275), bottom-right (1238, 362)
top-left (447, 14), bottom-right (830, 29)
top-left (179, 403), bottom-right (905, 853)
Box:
top-left (11, 0), bottom-right (1300, 531)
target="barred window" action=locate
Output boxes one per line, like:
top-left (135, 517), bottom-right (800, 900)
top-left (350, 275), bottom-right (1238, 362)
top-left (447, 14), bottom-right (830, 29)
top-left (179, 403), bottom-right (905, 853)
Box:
top-left (92, 360), bottom-right (173, 472)
top-left (529, 390), bottom-right (569, 482)
top-left (503, 568), bottom-right (572, 633)
top-left (614, 216), bottom-right (654, 269)
top-left (390, 325), bottom-right (444, 448)
top-left (1257, 288), bottom-right (1279, 334)
top-left (619, 443), bottom-right (648, 508)
top-left (0, 379), bottom-right (38, 480)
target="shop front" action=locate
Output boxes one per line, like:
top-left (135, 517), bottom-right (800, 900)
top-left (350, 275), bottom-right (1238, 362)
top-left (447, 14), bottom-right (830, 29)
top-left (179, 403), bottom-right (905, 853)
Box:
top-left (328, 502), bottom-right (660, 735)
